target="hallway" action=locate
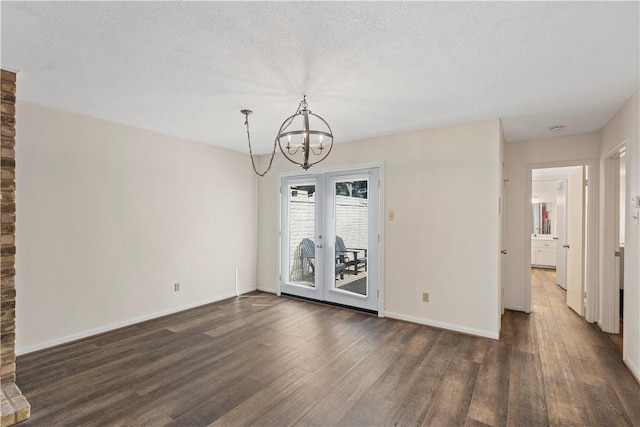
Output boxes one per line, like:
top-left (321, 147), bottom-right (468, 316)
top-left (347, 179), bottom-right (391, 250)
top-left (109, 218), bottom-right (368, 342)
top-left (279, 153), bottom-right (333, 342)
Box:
top-left (501, 267), bottom-right (640, 425)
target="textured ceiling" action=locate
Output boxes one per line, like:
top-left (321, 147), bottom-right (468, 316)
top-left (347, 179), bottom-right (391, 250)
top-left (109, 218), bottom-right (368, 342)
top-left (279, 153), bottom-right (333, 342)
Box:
top-left (1, 2), bottom-right (638, 154)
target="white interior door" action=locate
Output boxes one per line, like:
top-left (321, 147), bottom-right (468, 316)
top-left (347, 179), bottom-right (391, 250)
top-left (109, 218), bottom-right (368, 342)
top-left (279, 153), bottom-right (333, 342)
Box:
top-left (566, 167), bottom-right (584, 315)
top-left (601, 152), bottom-right (624, 333)
top-left (616, 154), bottom-right (624, 327)
top-left (280, 168), bottom-right (379, 312)
top-left (612, 155), bottom-right (623, 330)
top-left (556, 180), bottom-right (568, 289)
top-left (500, 161), bottom-right (506, 315)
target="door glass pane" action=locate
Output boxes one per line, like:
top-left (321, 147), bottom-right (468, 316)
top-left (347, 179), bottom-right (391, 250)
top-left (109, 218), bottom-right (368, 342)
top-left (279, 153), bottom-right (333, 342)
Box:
top-left (334, 179), bottom-right (368, 296)
top-left (288, 184), bottom-right (316, 287)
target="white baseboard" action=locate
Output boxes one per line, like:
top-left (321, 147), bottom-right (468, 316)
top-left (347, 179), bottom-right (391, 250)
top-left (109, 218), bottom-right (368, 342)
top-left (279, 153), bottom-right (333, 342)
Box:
top-left (257, 286), bottom-right (277, 294)
top-left (383, 311), bottom-right (499, 340)
top-left (504, 305), bottom-right (526, 312)
top-left (624, 356), bottom-right (640, 385)
top-left (16, 289), bottom-right (256, 356)
top-left (597, 319), bottom-right (618, 334)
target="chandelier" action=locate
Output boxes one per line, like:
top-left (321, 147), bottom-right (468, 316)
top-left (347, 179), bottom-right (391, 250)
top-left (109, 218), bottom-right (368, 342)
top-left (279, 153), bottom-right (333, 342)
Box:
top-left (241, 95), bottom-right (334, 176)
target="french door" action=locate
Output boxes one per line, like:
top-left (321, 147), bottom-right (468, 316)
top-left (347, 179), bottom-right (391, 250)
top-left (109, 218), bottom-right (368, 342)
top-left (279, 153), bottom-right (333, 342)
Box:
top-left (280, 168), bottom-right (379, 312)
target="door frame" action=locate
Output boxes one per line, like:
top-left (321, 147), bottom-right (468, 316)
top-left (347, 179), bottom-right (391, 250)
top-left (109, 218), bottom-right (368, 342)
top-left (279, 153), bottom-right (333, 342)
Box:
top-left (276, 161), bottom-right (385, 316)
top-left (600, 141), bottom-right (626, 333)
top-left (525, 159), bottom-right (598, 322)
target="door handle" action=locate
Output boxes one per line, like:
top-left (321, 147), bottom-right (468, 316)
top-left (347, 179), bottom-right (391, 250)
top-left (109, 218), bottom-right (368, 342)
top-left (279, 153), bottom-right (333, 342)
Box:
top-left (501, 250), bottom-right (507, 254)
top-left (563, 244), bottom-right (570, 249)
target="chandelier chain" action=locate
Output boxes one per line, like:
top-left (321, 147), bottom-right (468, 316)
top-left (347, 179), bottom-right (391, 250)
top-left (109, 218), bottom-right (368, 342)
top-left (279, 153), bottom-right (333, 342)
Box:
top-left (244, 114), bottom-right (277, 177)
top-left (243, 99), bottom-right (304, 177)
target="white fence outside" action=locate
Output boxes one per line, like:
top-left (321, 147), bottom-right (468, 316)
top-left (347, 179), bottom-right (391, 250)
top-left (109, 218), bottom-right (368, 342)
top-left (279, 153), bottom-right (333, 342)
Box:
top-left (287, 189), bottom-right (368, 281)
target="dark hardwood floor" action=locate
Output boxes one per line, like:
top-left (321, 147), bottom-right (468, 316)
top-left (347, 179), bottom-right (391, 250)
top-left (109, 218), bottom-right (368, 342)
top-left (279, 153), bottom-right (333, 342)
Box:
top-left (15, 270), bottom-right (640, 426)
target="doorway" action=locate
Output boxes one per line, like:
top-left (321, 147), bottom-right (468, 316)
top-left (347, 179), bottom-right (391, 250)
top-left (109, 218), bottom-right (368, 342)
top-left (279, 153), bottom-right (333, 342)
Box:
top-left (529, 163), bottom-right (595, 319)
top-left (602, 144), bottom-right (626, 336)
top-left (280, 167), bottom-right (380, 312)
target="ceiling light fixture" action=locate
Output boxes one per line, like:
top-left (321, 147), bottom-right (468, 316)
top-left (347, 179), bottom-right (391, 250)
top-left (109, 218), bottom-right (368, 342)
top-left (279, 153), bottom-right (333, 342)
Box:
top-left (549, 125), bottom-right (565, 132)
top-left (241, 95), bottom-right (334, 176)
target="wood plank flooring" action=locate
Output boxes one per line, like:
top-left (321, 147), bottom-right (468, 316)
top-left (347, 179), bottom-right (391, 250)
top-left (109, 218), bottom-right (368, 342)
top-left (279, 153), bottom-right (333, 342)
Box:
top-left (15, 269), bottom-right (640, 426)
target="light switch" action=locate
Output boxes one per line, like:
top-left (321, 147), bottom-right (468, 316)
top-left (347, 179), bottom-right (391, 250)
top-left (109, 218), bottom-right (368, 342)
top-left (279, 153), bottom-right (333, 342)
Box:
top-left (388, 211), bottom-right (395, 221)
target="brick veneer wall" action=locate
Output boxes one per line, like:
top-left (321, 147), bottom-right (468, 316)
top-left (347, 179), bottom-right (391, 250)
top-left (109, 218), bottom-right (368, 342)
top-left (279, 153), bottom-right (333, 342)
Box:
top-left (1, 69), bottom-right (17, 384)
top-left (1, 69), bottom-right (30, 426)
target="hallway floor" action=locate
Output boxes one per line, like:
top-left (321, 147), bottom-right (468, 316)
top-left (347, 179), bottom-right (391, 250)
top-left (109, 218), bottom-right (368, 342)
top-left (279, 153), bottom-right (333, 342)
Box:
top-left (511, 267), bottom-right (640, 425)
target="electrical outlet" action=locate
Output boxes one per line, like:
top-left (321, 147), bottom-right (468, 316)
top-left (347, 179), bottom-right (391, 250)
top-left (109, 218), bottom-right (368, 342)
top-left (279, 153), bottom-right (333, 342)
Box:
top-left (422, 292), bottom-right (429, 302)
top-left (174, 283), bottom-right (180, 292)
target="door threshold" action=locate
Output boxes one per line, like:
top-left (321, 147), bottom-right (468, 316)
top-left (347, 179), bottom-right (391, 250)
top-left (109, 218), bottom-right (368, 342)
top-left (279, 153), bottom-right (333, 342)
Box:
top-left (281, 292), bottom-right (378, 316)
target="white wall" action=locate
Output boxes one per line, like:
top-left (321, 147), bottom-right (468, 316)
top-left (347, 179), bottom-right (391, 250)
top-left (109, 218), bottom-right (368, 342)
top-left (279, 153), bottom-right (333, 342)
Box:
top-left (257, 119), bottom-right (503, 339)
top-left (503, 133), bottom-right (601, 312)
top-left (600, 91), bottom-right (640, 382)
top-left (15, 101), bottom-right (258, 354)
top-left (532, 180), bottom-right (560, 203)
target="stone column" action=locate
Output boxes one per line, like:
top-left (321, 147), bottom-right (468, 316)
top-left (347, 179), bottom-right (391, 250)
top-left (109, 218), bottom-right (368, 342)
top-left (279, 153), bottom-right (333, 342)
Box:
top-left (1, 69), bottom-right (30, 426)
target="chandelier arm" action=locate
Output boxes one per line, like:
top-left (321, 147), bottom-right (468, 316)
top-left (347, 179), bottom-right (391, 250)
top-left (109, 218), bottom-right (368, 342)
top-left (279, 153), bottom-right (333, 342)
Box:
top-left (244, 114), bottom-right (277, 177)
top-left (287, 146), bottom-right (302, 156)
top-left (309, 146), bottom-right (324, 156)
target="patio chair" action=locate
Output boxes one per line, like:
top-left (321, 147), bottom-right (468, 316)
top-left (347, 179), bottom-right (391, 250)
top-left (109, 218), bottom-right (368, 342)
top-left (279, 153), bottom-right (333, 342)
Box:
top-left (335, 236), bottom-right (367, 275)
top-left (297, 238), bottom-right (346, 280)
